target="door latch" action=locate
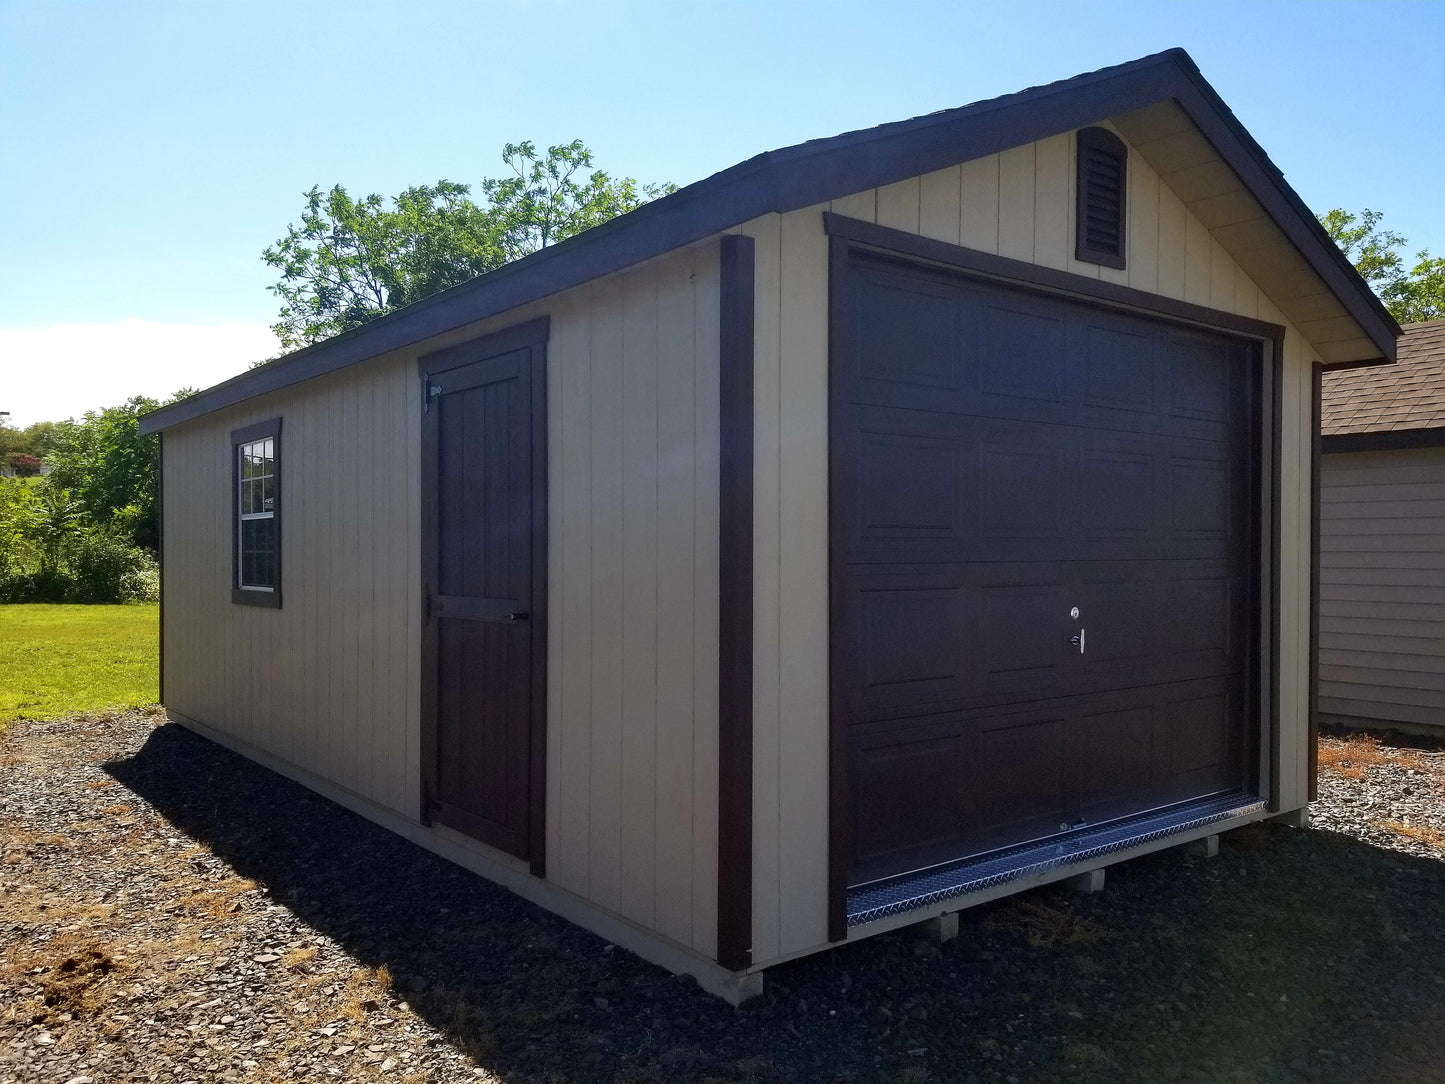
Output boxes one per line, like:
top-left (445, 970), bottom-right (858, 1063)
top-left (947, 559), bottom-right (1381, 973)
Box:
top-left (1070, 628), bottom-right (1086, 654)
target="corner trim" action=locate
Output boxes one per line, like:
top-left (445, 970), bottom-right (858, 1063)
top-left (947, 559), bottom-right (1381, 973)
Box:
top-left (1321, 426), bottom-right (1445, 454)
top-left (157, 431), bottom-right (166, 705)
top-left (230, 417), bottom-right (282, 610)
top-left (716, 233), bottom-right (755, 971)
top-left (1309, 364), bottom-right (1321, 802)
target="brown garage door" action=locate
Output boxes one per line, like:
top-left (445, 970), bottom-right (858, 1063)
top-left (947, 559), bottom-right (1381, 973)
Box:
top-left (834, 255), bottom-right (1257, 887)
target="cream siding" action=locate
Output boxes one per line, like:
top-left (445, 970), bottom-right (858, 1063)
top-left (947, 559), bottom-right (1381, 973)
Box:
top-left (745, 125), bottom-right (1325, 967)
top-left (1319, 447), bottom-right (1445, 729)
top-left (163, 243), bottom-right (722, 961)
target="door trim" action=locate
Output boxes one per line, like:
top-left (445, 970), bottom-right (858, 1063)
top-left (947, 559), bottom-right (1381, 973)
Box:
top-left (418, 316), bottom-right (550, 879)
top-left (823, 214), bottom-right (1284, 941)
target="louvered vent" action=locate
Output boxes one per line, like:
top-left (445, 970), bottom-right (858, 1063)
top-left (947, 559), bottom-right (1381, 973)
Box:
top-left (1075, 127), bottom-right (1127, 269)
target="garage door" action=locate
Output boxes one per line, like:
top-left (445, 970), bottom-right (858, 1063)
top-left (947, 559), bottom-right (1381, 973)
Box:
top-left (834, 254), bottom-right (1257, 887)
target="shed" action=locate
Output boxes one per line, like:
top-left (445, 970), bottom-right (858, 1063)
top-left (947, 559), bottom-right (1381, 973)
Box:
top-left (141, 48), bottom-right (1399, 1003)
top-left (1319, 320), bottom-right (1445, 733)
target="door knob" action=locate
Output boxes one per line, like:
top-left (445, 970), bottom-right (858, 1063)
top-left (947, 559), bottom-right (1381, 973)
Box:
top-left (1070, 628), bottom-right (1086, 654)
top-left (507, 611), bottom-right (529, 622)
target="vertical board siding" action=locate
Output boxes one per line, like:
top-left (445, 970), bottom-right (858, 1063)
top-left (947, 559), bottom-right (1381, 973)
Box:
top-left (164, 244), bottom-right (723, 960)
top-left (1319, 448), bottom-right (1445, 728)
top-left (165, 354), bottom-right (421, 814)
top-left (753, 128), bottom-right (1323, 965)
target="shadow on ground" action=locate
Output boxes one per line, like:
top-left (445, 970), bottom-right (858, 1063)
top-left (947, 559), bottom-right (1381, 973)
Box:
top-left (108, 723), bottom-right (1445, 1084)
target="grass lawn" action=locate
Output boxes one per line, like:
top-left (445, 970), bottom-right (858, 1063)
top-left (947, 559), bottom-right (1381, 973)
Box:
top-left (0, 603), bottom-right (158, 724)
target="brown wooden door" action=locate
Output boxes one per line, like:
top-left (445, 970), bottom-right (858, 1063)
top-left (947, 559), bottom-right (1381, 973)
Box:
top-left (421, 322), bottom-right (547, 871)
top-left (834, 256), bottom-right (1257, 886)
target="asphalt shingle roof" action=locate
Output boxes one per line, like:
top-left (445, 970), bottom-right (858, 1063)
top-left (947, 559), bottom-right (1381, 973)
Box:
top-left (1321, 319), bottom-right (1445, 436)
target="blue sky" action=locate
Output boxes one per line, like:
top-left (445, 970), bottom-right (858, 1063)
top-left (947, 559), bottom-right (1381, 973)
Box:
top-left (1, 0), bottom-right (1441, 424)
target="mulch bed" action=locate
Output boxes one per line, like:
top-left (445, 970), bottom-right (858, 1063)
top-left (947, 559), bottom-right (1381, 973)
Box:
top-left (5, 712), bottom-right (1445, 1084)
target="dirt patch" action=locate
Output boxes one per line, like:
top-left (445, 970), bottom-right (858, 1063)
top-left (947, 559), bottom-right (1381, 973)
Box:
top-left (5, 711), bottom-right (1445, 1083)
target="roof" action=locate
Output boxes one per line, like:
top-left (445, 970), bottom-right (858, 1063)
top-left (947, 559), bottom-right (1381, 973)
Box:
top-left (141, 47), bottom-right (1399, 435)
top-left (1322, 319), bottom-right (1445, 439)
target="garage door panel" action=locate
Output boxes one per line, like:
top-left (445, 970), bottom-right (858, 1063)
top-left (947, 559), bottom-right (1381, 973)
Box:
top-left (858, 431), bottom-right (967, 536)
top-left (848, 714), bottom-right (973, 884)
top-left (1079, 449), bottom-right (1156, 534)
top-left (842, 414), bottom-right (1238, 566)
top-left (1081, 321), bottom-right (1157, 414)
top-left (1065, 703), bottom-right (1156, 812)
top-left (978, 299), bottom-right (1069, 404)
top-left (980, 442), bottom-right (1069, 535)
top-left (846, 672), bottom-right (1246, 884)
top-left (853, 271), bottom-right (961, 393)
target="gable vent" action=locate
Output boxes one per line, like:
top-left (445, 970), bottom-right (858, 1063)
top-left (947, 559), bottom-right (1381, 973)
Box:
top-left (1076, 127), bottom-right (1127, 269)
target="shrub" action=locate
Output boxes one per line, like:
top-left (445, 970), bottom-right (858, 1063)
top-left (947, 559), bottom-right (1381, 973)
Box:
top-left (0, 569), bottom-right (75, 603)
top-left (9, 453), bottom-right (42, 477)
top-left (66, 529), bottom-right (159, 603)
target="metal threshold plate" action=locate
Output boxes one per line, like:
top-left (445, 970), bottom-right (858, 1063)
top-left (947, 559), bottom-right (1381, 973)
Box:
top-left (847, 789), bottom-right (1267, 927)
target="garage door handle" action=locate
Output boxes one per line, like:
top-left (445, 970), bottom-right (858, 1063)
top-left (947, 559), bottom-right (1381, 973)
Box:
top-left (1070, 629), bottom-right (1086, 654)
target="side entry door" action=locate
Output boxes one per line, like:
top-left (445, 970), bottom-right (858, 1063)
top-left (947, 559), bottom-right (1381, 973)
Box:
top-left (420, 318), bottom-right (548, 874)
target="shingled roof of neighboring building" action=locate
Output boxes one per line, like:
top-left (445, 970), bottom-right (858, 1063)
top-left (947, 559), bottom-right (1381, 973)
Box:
top-left (1322, 319), bottom-right (1445, 437)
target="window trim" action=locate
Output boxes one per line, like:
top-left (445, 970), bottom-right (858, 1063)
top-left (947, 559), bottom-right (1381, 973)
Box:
top-left (231, 417), bottom-right (282, 608)
top-left (1075, 126), bottom-right (1128, 270)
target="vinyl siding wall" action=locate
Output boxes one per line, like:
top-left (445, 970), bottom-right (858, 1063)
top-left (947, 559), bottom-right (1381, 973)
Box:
top-left (741, 124), bottom-right (1323, 967)
top-left (1319, 447), bottom-right (1445, 730)
top-left (162, 242), bottom-right (723, 961)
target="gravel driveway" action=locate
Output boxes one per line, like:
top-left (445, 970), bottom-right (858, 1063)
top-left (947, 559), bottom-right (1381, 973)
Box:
top-left (5, 711), bottom-right (1445, 1084)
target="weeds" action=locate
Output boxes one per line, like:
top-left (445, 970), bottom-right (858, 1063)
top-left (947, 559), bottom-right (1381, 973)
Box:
top-left (987, 896), bottom-right (1109, 948)
top-left (1378, 820), bottom-right (1445, 849)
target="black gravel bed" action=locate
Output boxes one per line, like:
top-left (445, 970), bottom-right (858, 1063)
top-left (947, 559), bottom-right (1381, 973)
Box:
top-left (6, 714), bottom-right (1445, 1084)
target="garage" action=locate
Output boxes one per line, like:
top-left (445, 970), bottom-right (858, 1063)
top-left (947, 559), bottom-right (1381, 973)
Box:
top-left (830, 244), bottom-right (1264, 911)
top-left (146, 48), bottom-right (1401, 999)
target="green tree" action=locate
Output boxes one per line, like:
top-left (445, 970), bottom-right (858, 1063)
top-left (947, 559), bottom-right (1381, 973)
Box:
top-left (264, 141), bottom-right (675, 350)
top-left (45, 396), bottom-right (161, 552)
top-left (483, 140), bottom-right (676, 261)
top-left (1319, 208), bottom-right (1445, 324)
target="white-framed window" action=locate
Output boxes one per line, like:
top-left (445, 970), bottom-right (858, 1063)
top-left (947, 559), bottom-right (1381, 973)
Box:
top-left (231, 418), bottom-right (281, 606)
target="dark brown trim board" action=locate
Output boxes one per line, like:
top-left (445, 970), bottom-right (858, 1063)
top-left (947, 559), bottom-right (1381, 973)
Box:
top-left (1309, 363), bottom-right (1322, 802)
top-left (826, 233), bottom-right (854, 945)
top-left (716, 234), bottom-right (755, 971)
top-left (824, 220), bottom-right (1283, 937)
top-left (230, 417), bottom-right (282, 609)
top-left (1322, 425), bottom-right (1445, 454)
top-left (417, 317), bottom-right (550, 878)
top-left (1266, 336), bottom-right (1284, 811)
top-left (157, 431), bottom-right (165, 706)
top-left (823, 213), bottom-right (1287, 343)
top-left (141, 48), bottom-right (1395, 438)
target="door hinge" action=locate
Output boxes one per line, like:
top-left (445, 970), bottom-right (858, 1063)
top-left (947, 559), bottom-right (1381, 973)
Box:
top-left (422, 374), bottom-right (441, 414)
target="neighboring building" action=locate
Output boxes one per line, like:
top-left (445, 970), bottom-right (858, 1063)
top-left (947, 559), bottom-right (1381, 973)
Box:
top-left (1319, 320), bottom-right (1445, 734)
top-left (140, 49), bottom-right (1398, 1002)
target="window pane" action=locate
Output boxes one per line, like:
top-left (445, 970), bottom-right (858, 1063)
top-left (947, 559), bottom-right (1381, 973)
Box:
top-left (240, 517), bottom-right (276, 588)
top-left (261, 473), bottom-right (275, 513)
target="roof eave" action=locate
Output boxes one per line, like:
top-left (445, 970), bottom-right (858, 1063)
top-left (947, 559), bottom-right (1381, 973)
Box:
top-left (140, 47), bottom-right (1397, 434)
